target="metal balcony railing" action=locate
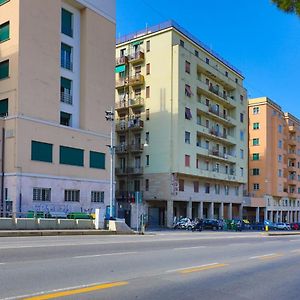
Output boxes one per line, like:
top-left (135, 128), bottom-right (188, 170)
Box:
top-left (116, 56), bottom-right (128, 66)
top-left (60, 92), bottom-right (72, 105)
top-left (61, 58), bottom-right (73, 70)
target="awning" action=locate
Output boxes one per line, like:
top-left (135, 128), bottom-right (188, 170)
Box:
top-left (131, 40), bottom-right (143, 46)
top-left (115, 65), bottom-right (126, 73)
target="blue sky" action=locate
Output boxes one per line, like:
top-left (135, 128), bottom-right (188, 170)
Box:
top-left (116, 0), bottom-right (300, 117)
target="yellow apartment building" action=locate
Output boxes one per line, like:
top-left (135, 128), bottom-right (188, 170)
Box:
top-left (115, 21), bottom-right (248, 228)
top-left (247, 97), bottom-right (300, 223)
top-left (0, 0), bottom-right (115, 216)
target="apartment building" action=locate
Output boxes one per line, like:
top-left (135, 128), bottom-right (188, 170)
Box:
top-left (115, 21), bottom-right (248, 227)
top-left (0, 0), bottom-right (115, 215)
top-left (247, 97), bottom-right (300, 223)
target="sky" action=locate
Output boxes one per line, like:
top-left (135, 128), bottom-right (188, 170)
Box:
top-left (116, 0), bottom-right (300, 117)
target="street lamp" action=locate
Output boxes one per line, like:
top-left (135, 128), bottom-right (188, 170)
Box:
top-left (105, 109), bottom-right (115, 218)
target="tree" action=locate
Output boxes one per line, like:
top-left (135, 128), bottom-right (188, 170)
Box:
top-left (272, 0), bottom-right (300, 16)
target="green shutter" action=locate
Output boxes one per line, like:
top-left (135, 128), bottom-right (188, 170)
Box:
top-left (0, 0), bottom-right (10, 6)
top-left (131, 40), bottom-right (142, 46)
top-left (0, 60), bottom-right (9, 79)
top-left (115, 65), bottom-right (126, 73)
top-left (61, 8), bottom-right (73, 37)
top-left (31, 141), bottom-right (53, 163)
top-left (0, 22), bottom-right (9, 42)
top-left (90, 151), bottom-right (105, 169)
top-left (0, 98), bottom-right (8, 117)
top-left (60, 146), bottom-right (84, 167)
top-left (61, 77), bottom-right (71, 90)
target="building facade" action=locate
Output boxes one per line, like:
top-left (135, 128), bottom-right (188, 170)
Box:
top-left (0, 0), bottom-right (115, 215)
top-left (115, 21), bottom-right (248, 228)
top-left (247, 97), bottom-right (300, 223)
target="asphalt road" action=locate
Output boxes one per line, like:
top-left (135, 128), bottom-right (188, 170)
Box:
top-left (0, 231), bottom-right (300, 299)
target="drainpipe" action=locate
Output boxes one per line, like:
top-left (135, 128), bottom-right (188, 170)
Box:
top-left (1, 127), bottom-right (5, 217)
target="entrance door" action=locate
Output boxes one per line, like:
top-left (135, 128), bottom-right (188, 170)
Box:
top-left (148, 207), bottom-right (160, 227)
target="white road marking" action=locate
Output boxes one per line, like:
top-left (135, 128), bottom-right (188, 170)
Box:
top-left (173, 246), bottom-right (207, 250)
top-left (249, 253), bottom-right (276, 259)
top-left (166, 262), bottom-right (219, 273)
top-left (290, 249), bottom-right (300, 253)
top-left (72, 251), bottom-right (137, 259)
top-left (289, 239), bottom-right (300, 242)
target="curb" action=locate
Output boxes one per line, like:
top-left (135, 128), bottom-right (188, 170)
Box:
top-left (266, 231), bottom-right (300, 236)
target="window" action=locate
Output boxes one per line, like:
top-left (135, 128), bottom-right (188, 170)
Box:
top-left (240, 113), bottom-right (244, 123)
top-left (194, 181), bottom-right (199, 193)
top-left (253, 153), bottom-right (259, 160)
top-left (253, 138), bottom-right (259, 146)
top-left (253, 107), bottom-right (259, 114)
top-left (146, 40), bottom-right (150, 52)
top-left (60, 77), bottom-right (72, 104)
top-left (185, 131), bottom-right (190, 144)
top-left (240, 149), bottom-right (244, 159)
top-left (180, 40), bottom-right (184, 47)
top-left (185, 155), bottom-right (190, 167)
top-left (205, 183), bottom-right (210, 194)
top-left (90, 151), bottom-right (105, 169)
top-left (278, 154), bottom-right (282, 162)
top-left (64, 189), bottom-right (80, 202)
top-left (278, 124), bottom-right (282, 133)
top-left (60, 146), bottom-right (84, 167)
top-left (0, 60), bottom-right (9, 79)
top-left (146, 86), bottom-right (150, 98)
top-left (146, 155), bottom-right (149, 166)
top-left (60, 111), bottom-right (72, 126)
top-left (215, 184), bottom-right (220, 194)
top-left (145, 179), bottom-right (149, 191)
top-left (224, 185), bottom-right (229, 195)
top-left (61, 8), bottom-right (73, 37)
top-left (185, 107), bottom-right (192, 120)
top-left (240, 95), bottom-right (244, 102)
top-left (240, 167), bottom-right (244, 177)
top-left (235, 186), bottom-right (239, 196)
top-left (146, 63), bottom-right (150, 75)
top-left (0, 21), bottom-right (9, 42)
top-left (278, 169), bottom-right (282, 177)
top-left (61, 43), bottom-right (73, 70)
top-left (185, 84), bottom-right (192, 97)
top-left (31, 141), bottom-right (53, 163)
top-left (91, 191), bottom-right (104, 203)
top-left (235, 78), bottom-right (238, 84)
top-left (179, 179), bottom-right (184, 191)
top-left (240, 130), bottom-right (244, 141)
top-left (253, 122), bottom-right (260, 130)
top-left (253, 168), bottom-right (260, 175)
top-left (278, 140), bottom-right (282, 149)
top-left (185, 61), bottom-right (190, 74)
top-left (145, 132), bottom-right (149, 144)
top-left (253, 183), bottom-right (260, 191)
top-left (205, 58), bottom-right (209, 64)
top-left (225, 71), bottom-right (228, 77)
top-left (195, 50), bottom-right (199, 57)
top-left (0, 98), bottom-right (8, 117)
top-left (146, 109), bottom-right (150, 120)
top-left (33, 188), bottom-right (51, 202)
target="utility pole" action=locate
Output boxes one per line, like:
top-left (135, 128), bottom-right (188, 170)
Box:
top-left (105, 109), bottom-right (115, 218)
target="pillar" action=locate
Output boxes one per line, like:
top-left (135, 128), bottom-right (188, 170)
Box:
top-left (187, 200), bottom-right (192, 219)
top-left (279, 210), bottom-right (283, 222)
top-left (270, 211), bottom-right (273, 223)
top-left (228, 203), bottom-right (232, 220)
top-left (264, 208), bottom-right (267, 221)
top-left (255, 207), bottom-right (260, 223)
top-left (198, 201), bottom-right (203, 219)
top-left (275, 211), bottom-right (279, 223)
top-left (209, 202), bottom-right (214, 219)
top-left (219, 202), bottom-right (224, 220)
top-left (167, 200), bottom-right (174, 228)
top-left (239, 204), bottom-right (243, 220)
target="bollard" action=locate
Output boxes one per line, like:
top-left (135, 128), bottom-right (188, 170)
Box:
top-left (265, 225), bottom-right (269, 232)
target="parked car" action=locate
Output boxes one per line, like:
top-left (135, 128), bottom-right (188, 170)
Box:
top-left (191, 219), bottom-right (203, 232)
top-left (173, 218), bottom-right (193, 230)
top-left (274, 222), bottom-right (291, 230)
top-left (290, 223), bottom-right (300, 230)
top-left (67, 212), bottom-right (92, 219)
top-left (251, 222), bottom-right (266, 231)
top-left (202, 219), bottom-right (221, 230)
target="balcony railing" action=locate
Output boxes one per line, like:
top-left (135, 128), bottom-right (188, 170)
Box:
top-left (116, 56), bottom-right (128, 66)
top-left (129, 143), bottom-right (144, 152)
top-left (61, 58), bottom-right (73, 71)
top-left (115, 144), bottom-right (128, 154)
top-left (128, 118), bottom-right (144, 130)
top-left (129, 97), bottom-right (144, 108)
top-left (116, 78), bottom-right (127, 88)
top-left (60, 92), bottom-right (72, 105)
top-left (115, 167), bottom-right (143, 175)
top-left (115, 100), bottom-right (129, 110)
top-left (128, 50), bottom-right (145, 63)
top-left (128, 74), bottom-right (144, 86)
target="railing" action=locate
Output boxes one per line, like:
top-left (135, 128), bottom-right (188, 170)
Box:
top-left (129, 97), bottom-right (144, 107)
top-left (128, 50), bottom-right (145, 62)
top-left (116, 56), bottom-right (128, 65)
top-left (130, 143), bottom-right (144, 152)
top-left (128, 74), bottom-right (144, 86)
top-left (115, 144), bottom-right (128, 154)
top-left (127, 167), bottom-right (143, 174)
top-left (116, 78), bottom-right (127, 88)
top-left (128, 118), bottom-right (144, 130)
top-left (60, 92), bottom-right (72, 105)
top-left (115, 100), bottom-right (129, 109)
top-left (61, 58), bottom-right (73, 70)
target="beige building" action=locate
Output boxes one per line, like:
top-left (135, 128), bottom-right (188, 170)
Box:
top-left (0, 0), bottom-right (115, 215)
top-left (247, 97), bottom-right (300, 223)
top-left (115, 21), bottom-right (248, 227)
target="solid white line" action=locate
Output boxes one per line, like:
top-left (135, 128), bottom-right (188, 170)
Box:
top-left (289, 239), bottom-right (300, 242)
top-left (290, 249), bottom-right (300, 253)
top-left (72, 251), bottom-right (137, 259)
top-left (173, 246), bottom-right (207, 250)
top-left (249, 253), bottom-right (276, 259)
top-left (166, 262), bottom-right (219, 273)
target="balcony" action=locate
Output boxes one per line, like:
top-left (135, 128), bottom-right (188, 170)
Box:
top-left (115, 120), bottom-right (128, 132)
top-left (115, 99), bottom-right (129, 115)
top-left (287, 164), bottom-right (297, 172)
top-left (129, 97), bottom-right (144, 110)
top-left (128, 74), bottom-right (145, 87)
top-left (197, 125), bottom-right (236, 145)
top-left (115, 168), bottom-right (127, 176)
top-left (127, 167), bottom-right (143, 175)
top-left (287, 151), bottom-right (297, 160)
top-left (289, 125), bottom-right (296, 133)
top-left (60, 92), bottom-right (72, 105)
top-left (287, 178), bottom-right (298, 186)
top-left (129, 143), bottom-right (144, 153)
top-left (128, 118), bottom-right (144, 131)
top-left (116, 55), bottom-right (128, 66)
top-left (116, 78), bottom-right (128, 89)
top-left (128, 50), bottom-right (145, 64)
top-left (197, 168), bottom-right (237, 182)
top-left (287, 137), bottom-right (297, 146)
top-left (197, 81), bottom-right (235, 109)
top-left (115, 143), bottom-right (128, 154)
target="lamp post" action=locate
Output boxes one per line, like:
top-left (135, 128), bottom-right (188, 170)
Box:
top-left (105, 109), bottom-right (115, 218)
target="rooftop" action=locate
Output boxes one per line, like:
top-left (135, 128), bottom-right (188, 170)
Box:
top-left (116, 20), bottom-right (243, 77)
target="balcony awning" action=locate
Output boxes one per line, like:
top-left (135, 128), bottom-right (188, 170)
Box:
top-left (131, 40), bottom-right (143, 46)
top-left (115, 65), bottom-right (126, 73)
